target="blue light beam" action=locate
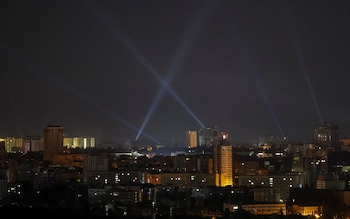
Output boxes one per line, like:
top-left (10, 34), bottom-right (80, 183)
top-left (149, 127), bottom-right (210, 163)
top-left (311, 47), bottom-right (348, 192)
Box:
top-left (280, 1), bottom-right (323, 124)
top-left (11, 53), bottom-right (161, 144)
top-left (229, 23), bottom-right (286, 137)
top-left (85, 1), bottom-right (206, 139)
top-left (135, 1), bottom-right (210, 140)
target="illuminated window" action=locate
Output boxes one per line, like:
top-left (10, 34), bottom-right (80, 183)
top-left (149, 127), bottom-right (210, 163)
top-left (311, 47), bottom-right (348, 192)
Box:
top-left (269, 177), bottom-right (273, 187)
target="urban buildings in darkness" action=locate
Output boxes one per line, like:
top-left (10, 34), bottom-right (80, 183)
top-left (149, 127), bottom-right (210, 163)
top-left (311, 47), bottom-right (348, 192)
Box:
top-left (2, 123), bottom-right (350, 218)
top-left (43, 125), bottom-right (64, 163)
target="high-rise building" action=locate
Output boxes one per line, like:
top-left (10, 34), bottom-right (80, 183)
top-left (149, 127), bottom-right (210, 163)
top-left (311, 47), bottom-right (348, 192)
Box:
top-left (186, 130), bottom-right (197, 148)
top-left (198, 127), bottom-right (220, 147)
top-left (313, 122), bottom-right (340, 150)
top-left (213, 139), bottom-right (233, 187)
top-left (43, 125), bottom-right (64, 163)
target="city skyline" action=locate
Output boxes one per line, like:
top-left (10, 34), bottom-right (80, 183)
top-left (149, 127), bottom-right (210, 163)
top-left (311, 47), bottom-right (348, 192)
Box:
top-left (2, 1), bottom-right (350, 145)
top-left (0, 122), bottom-right (341, 148)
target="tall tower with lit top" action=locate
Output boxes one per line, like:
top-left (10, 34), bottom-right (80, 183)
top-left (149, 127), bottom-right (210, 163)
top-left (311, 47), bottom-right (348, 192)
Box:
top-left (213, 136), bottom-right (233, 187)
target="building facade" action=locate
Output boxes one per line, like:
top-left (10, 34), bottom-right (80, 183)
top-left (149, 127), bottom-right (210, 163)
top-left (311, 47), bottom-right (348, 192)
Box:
top-left (198, 127), bottom-right (220, 147)
top-left (313, 122), bottom-right (340, 150)
top-left (213, 139), bottom-right (233, 187)
top-left (43, 125), bottom-right (64, 163)
top-left (23, 136), bottom-right (43, 153)
top-left (64, 137), bottom-right (95, 149)
top-left (186, 130), bottom-right (197, 148)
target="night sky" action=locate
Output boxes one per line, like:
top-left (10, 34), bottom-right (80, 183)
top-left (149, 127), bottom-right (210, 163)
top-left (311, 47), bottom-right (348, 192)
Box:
top-left (2, 0), bottom-right (350, 146)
